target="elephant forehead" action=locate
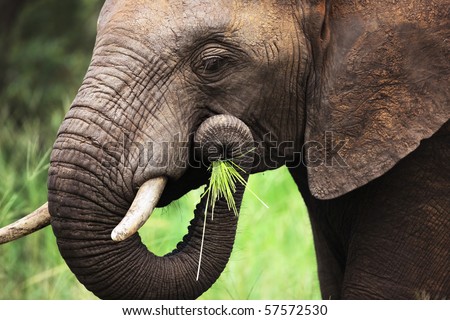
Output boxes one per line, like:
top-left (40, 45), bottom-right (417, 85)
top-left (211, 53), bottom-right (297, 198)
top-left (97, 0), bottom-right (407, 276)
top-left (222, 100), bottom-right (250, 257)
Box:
top-left (98, 0), bottom-right (297, 52)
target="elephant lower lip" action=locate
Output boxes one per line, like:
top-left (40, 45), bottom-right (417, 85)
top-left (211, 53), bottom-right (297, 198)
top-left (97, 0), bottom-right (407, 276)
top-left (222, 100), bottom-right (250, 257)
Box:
top-left (156, 166), bottom-right (210, 207)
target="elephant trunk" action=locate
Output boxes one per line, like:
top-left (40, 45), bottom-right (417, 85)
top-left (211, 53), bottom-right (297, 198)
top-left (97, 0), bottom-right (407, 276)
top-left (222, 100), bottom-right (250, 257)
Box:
top-left (48, 115), bottom-right (254, 299)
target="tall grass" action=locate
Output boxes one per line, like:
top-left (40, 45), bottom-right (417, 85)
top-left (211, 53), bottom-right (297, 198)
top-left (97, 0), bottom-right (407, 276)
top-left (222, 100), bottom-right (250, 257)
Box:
top-left (0, 104), bottom-right (97, 299)
top-left (0, 106), bottom-right (320, 300)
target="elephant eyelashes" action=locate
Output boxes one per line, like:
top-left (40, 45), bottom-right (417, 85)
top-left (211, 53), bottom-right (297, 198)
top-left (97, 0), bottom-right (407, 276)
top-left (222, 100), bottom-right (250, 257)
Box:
top-left (193, 45), bottom-right (241, 82)
top-left (201, 56), bottom-right (226, 73)
top-left (194, 55), bottom-right (231, 81)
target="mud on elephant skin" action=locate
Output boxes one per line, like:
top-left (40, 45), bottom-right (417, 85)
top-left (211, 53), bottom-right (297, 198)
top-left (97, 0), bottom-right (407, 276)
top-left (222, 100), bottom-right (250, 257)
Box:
top-left (1, 0), bottom-right (449, 299)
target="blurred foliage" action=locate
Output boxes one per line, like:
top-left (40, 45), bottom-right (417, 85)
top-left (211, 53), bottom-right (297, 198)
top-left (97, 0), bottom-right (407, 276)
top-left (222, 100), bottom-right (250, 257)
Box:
top-left (0, 0), bottom-right (103, 127)
top-left (0, 0), bottom-right (104, 299)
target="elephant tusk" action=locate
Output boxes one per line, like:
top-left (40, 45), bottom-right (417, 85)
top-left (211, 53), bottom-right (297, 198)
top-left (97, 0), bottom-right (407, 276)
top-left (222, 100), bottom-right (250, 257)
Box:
top-left (0, 203), bottom-right (51, 244)
top-left (111, 176), bottom-right (168, 242)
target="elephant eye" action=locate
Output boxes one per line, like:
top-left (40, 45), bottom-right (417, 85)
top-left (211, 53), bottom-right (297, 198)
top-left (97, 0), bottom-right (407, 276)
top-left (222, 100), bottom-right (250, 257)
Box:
top-left (193, 45), bottom-right (239, 82)
top-left (200, 56), bottom-right (227, 73)
top-left (196, 56), bottom-right (230, 79)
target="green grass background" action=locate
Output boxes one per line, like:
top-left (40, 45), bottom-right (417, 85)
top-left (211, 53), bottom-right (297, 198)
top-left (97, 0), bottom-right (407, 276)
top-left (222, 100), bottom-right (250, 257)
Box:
top-left (0, 0), bottom-right (320, 300)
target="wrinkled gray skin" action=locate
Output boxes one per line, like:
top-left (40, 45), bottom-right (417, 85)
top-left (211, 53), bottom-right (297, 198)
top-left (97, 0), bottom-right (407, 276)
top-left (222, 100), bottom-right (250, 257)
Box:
top-left (48, 0), bottom-right (449, 299)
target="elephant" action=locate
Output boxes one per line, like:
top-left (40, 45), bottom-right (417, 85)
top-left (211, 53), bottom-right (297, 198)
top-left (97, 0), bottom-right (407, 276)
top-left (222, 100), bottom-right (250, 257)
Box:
top-left (0, 0), bottom-right (449, 299)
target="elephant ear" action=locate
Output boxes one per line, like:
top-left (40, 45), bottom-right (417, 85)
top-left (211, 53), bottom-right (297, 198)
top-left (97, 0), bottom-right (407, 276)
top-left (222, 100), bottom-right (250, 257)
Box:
top-left (304, 0), bottom-right (450, 199)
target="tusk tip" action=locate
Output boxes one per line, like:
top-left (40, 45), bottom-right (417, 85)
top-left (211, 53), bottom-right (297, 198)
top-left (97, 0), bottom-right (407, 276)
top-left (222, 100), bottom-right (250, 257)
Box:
top-left (0, 202), bottom-right (51, 244)
top-left (111, 177), bottom-right (168, 242)
top-left (111, 228), bottom-right (129, 242)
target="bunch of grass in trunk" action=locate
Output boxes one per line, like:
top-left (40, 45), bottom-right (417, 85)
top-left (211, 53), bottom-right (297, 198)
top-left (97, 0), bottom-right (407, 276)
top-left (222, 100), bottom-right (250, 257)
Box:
top-left (196, 159), bottom-right (267, 280)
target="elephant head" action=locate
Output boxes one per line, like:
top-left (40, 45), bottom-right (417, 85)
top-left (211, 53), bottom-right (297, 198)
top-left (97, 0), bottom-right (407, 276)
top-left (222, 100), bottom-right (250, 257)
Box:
top-left (0, 0), bottom-right (448, 299)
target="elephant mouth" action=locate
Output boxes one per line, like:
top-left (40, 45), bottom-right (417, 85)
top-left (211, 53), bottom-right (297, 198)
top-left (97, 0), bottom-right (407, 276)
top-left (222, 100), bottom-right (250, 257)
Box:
top-left (111, 166), bottom-right (209, 242)
top-left (113, 111), bottom-right (258, 240)
top-left (109, 134), bottom-right (217, 241)
top-left (157, 161), bottom-right (210, 208)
